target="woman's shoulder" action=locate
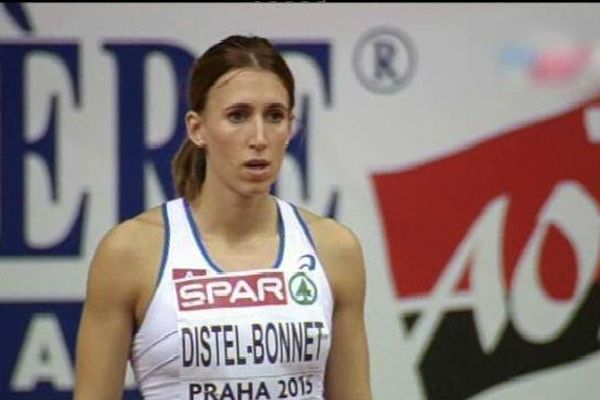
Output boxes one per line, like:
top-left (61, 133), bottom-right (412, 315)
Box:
top-left (82, 206), bottom-right (166, 308)
top-left (295, 206), bottom-right (366, 299)
top-left (296, 206), bottom-right (363, 260)
top-left (94, 205), bottom-right (165, 263)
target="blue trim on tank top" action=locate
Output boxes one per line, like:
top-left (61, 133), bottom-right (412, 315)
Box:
top-left (183, 199), bottom-right (286, 274)
top-left (157, 203), bottom-right (170, 285)
top-left (133, 203), bottom-right (170, 336)
top-left (290, 203), bottom-right (317, 251)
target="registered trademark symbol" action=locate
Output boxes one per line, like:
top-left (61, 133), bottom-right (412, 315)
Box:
top-left (353, 27), bottom-right (417, 94)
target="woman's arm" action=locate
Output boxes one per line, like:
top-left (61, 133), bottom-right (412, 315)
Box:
top-left (312, 218), bottom-right (373, 400)
top-left (74, 222), bottom-right (142, 400)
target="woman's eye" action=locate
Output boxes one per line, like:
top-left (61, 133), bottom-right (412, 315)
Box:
top-left (227, 110), bottom-right (248, 123)
top-left (266, 111), bottom-right (285, 123)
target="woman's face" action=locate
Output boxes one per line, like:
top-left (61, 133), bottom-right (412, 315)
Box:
top-left (187, 68), bottom-right (293, 198)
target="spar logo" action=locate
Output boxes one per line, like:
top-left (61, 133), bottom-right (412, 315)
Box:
top-left (373, 95), bottom-right (600, 400)
top-left (174, 270), bottom-right (288, 311)
top-left (289, 272), bottom-right (318, 305)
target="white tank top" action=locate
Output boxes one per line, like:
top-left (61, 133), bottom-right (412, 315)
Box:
top-left (131, 197), bottom-right (334, 400)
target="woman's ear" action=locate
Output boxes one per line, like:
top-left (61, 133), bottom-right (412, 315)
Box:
top-left (286, 112), bottom-right (296, 146)
top-left (185, 111), bottom-right (206, 148)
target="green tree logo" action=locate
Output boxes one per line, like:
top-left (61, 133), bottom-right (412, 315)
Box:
top-left (289, 272), bottom-right (318, 305)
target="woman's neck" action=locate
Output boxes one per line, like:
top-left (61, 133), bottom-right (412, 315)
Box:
top-left (189, 184), bottom-right (278, 244)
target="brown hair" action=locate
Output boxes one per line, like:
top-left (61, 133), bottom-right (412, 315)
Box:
top-left (172, 35), bottom-right (295, 200)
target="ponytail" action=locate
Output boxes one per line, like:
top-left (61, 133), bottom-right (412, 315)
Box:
top-left (172, 138), bottom-right (206, 200)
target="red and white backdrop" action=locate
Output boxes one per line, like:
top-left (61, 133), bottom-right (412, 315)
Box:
top-left (1, 3), bottom-right (599, 399)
